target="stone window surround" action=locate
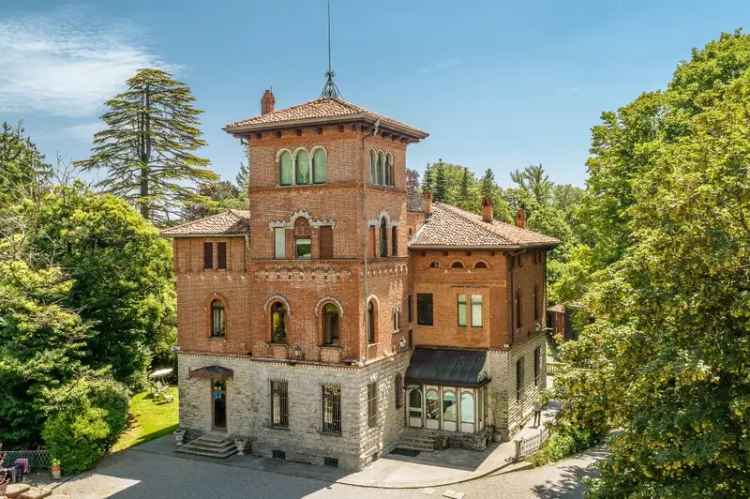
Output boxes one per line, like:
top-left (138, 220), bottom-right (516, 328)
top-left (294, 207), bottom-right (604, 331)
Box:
top-left (315, 296), bottom-right (345, 348)
top-left (264, 295), bottom-right (291, 344)
top-left (368, 149), bottom-right (395, 187)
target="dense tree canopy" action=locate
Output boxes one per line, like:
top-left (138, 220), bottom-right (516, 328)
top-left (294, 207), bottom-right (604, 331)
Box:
top-left (550, 31), bottom-right (750, 497)
top-left (30, 185), bottom-right (176, 386)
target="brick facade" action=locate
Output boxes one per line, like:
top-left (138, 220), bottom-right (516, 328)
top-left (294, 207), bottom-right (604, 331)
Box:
top-left (167, 92), bottom-right (558, 470)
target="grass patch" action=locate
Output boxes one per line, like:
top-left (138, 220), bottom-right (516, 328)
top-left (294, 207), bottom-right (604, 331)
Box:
top-left (111, 386), bottom-right (178, 453)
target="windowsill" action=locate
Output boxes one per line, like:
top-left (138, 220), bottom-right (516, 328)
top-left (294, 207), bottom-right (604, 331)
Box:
top-left (209, 336), bottom-right (226, 341)
top-left (268, 425), bottom-right (290, 431)
top-left (269, 341), bottom-right (288, 346)
top-left (319, 431), bottom-right (342, 437)
top-left (277, 182), bottom-right (327, 188)
top-left (320, 344), bottom-right (343, 349)
top-left (392, 330), bottom-right (400, 335)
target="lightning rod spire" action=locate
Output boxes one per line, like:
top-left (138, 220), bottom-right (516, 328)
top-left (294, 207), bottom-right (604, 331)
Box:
top-left (321, 0), bottom-right (341, 98)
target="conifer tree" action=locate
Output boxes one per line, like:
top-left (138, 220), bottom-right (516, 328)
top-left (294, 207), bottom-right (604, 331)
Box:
top-left (422, 163), bottom-right (434, 193)
top-left (433, 163), bottom-right (448, 202)
top-left (76, 68), bottom-right (217, 222)
top-left (458, 167), bottom-right (471, 209)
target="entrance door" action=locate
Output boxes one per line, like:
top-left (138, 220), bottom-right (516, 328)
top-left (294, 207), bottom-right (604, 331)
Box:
top-left (212, 380), bottom-right (227, 431)
top-left (407, 386), bottom-right (423, 428)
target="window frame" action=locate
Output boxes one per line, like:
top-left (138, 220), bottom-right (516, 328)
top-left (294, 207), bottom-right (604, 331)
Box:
top-left (457, 294), bottom-right (467, 327)
top-left (295, 149), bottom-right (311, 185)
top-left (217, 242), bottom-right (227, 270)
top-left (270, 301), bottom-right (288, 344)
top-left (295, 238), bottom-right (312, 259)
top-left (274, 228), bottom-right (286, 259)
top-left (319, 225), bottom-right (334, 259)
top-left (312, 148), bottom-right (327, 184)
top-left (279, 150), bottom-right (293, 186)
top-left (321, 384), bottom-right (342, 435)
top-left (322, 302), bottom-right (341, 346)
top-left (210, 299), bottom-right (225, 338)
top-left (417, 293), bottom-right (434, 326)
top-left (270, 380), bottom-right (289, 428)
top-left (471, 294), bottom-right (483, 328)
top-left (203, 242), bottom-right (214, 270)
top-left (367, 300), bottom-right (377, 344)
top-left (367, 382), bottom-right (378, 428)
top-left (394, 374), bottom-right (403, 409)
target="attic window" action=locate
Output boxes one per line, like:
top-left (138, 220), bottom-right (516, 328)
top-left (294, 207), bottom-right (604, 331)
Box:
top-left (429, 261), bottom-right (440, 268)
top-left (451, 261), bottom-right (464, 269)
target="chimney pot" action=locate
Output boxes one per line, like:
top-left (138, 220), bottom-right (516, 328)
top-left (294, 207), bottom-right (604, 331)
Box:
top-left (515, 207), bottom-right (526, 229)
top-left (422, 190), bottom-right (433, 215)
top-left (261, 89), bottom-right (275, 115)
top-left (482, 197), bottom-right (493, 223)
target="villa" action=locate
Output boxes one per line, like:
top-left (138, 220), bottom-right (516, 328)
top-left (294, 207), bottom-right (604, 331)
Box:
top-left (162, 87), bottom-right (559, 470)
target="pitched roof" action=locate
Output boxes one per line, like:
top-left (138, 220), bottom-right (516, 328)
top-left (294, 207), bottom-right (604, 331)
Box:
top-left (409, 202), bottom-right (560, 249)
top-left (160, 209), bottom-right (250, 237)
top-left (224, 96), bottom-right (428, 140)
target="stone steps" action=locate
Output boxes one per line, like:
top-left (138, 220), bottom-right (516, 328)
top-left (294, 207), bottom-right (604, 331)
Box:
top-left (397, 430), bottom-right (438, 452)
top-left (176, 434), bottom-right (237, 459)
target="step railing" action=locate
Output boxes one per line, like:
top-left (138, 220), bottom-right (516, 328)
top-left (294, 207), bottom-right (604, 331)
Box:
top-left (512, 426), bottom-right (549, 462)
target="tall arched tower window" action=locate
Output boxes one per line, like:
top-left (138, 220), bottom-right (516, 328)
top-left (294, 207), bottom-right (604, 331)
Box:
top-left (367, 300), bottom-right (377, 344)
top-left (387, 154), bottom-right (394, 186)
top-left (322, 303), bottom-right (340, 346)
top-left (370, 150), bottom-right (377, 184)
top-left (271, 301), bottom-right (288, 343)
top-left (377, 152), bottom-right (385, 185)
top-left (313, 149), bottom-right (327, 184)
top-left (210, 300), bottom-right (225, 337)
top-left (295, 150), bottom-right (311, 185)
top-left (379, 218), bottom-right (388, 257)
top-left (279, 151), bottom-right (293, 186)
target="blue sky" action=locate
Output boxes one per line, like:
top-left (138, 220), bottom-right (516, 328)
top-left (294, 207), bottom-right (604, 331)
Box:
top-left (2, 1), bottom-right (749, 187)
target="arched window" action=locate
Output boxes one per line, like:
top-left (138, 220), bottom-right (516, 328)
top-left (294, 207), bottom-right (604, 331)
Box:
top-left (392, 306), bottom-right (400, 331)
top-left (379, 218), bottom-right (388, 257)
top-left (313, 148), bottom-right (327, 184)
top-left (386, 154), bottom-right (394, 186)
top-left (443, 389), bottom-right (457, 422)
top-left (451, 261), bottom-right (465, 269)
top-left (384, 155), bottom-right (391, 186)
top-left (294, 218), bottom-right (312, 259)
top-left (295, 150), bottom-right (310, 185)
top-left (322, 303), bottom-right (340, 346)
top-left (279, 151), bottom-right (293, 186)
top-left (425, 389), bottom-right (440, 421)
top-left (210, 300), bottom-right (225, 337)
top-left (429, 261), bottom-right (440, 268)
top-left (367, 300), bottom-right (377, 343)
top-left (377, 152), bottom-right (385, 185)
top-left (474, 261), bottom-right (488, 269)
top-left (370, 150), bottom-right (377, 184)
top-left (391, 226), bottom-right (398, 256)
top-left (271, 301), bottom-right (287, 343)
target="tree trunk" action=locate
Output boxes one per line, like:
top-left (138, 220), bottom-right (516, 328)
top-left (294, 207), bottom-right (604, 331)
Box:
top-left (138, 83), bottom-right (152, 220)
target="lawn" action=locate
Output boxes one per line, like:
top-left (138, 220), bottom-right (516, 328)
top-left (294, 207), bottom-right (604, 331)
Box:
top-left (112, 386), bottom-right (179, 453)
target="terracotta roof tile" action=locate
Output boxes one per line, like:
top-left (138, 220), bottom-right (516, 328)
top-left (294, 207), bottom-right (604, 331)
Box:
top-left (409, 203), bottom-right (559, 249)
top-left (224, 97), bottom-right (428, 139)
top-left (161, 209), bottom-right (250, 237)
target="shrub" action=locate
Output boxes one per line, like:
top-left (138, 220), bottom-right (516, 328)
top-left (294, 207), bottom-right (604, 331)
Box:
top-left (529, 424), bottom-right (602, 466)
top-left (42, 376), bottom-right (130, 472)
top-left (42, 405), bottom-right (110, 473)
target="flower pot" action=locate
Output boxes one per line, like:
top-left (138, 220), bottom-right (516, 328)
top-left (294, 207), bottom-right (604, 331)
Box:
top-left (234, 439), bottom-right (247, 456)
top-left (174, 429), bottom-right (186, 446)
top-left (51, 465), bottom-right (61, 479)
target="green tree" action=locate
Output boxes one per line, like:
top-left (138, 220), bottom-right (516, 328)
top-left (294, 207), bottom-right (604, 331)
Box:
top-left (0, 261), bottom-right (89, 446)
top-left (549, 31), bottom-right (750, 497)
top-left (510, 163), bottom-right (553, 206)
top-left (0, 122), bottom-right (51, 208)
top-left (30, 185), bottom-right (176, 386)
top-left (181, 179), bottom-right (245, 221)
top-left (76, 68), bottom-right (217, 222)
top-left (235, 161), bottom-right (249, 194)
top-left (422, 164), bottom-right (435, 193)
top-left (433, 163), bottom-right (448, 202)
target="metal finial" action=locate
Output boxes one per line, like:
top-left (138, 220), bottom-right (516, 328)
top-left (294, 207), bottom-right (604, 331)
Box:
top-left (321, 0), bottom-right (341, 98)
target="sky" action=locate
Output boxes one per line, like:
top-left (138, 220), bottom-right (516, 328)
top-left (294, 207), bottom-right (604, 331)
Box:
top-left (2, 1), bottom-right (749, 188)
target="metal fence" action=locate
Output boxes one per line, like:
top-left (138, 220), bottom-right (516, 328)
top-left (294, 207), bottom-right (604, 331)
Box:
top-left (1, 449), bottom-right (52, 470)
top-left (513, 426), bottom-right (549, 462)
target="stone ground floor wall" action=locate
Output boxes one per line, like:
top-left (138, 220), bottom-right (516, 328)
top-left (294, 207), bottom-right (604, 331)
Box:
top-left (485, 333), bottom-right (547, 441)
top-left (178, 351), bottom-right (410, 470)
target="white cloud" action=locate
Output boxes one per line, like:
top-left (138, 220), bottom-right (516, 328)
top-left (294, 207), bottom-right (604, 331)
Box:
top-left (0, 12), bottom-right (167, 117)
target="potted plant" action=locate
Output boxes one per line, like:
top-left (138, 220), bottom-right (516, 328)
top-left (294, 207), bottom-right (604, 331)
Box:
top-left (51, 458), bottom-right (62, 479)
top-left (234, 437), bottom-right (247, 456)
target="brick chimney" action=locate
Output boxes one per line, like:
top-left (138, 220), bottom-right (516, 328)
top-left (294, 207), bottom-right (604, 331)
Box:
top-left (422, 190), bottom-right (433, 215)
top-left (261, 89), bottom-right (275, 115)
top-left (482, 197), bottom-right (493, 223)
top-left (515, 207), bottom-right (526, 229)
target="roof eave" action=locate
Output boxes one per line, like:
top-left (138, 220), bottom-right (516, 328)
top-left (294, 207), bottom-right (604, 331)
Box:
top-left (160, 232), bottom-right (248, 238)
top-left (407, 242), bottom-right (559, 251)
top-left (224, 113), bottom-right (429, 140)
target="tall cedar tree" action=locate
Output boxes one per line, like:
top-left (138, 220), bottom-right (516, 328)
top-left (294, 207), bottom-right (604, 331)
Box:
top-left (76, 69), bottom-right (216, 222)
top-left (433, 163), bottom-right (448, 202)
top-left (0, 122), bottom-right (51, 207)
top-left (458, 167), bottom-right (471, 210)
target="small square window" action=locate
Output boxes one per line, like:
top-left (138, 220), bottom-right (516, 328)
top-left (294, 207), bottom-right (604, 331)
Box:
top-left (272, 450), bottom-right (286, 460)
top-left (324, 457), bottom-right (339, 467)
